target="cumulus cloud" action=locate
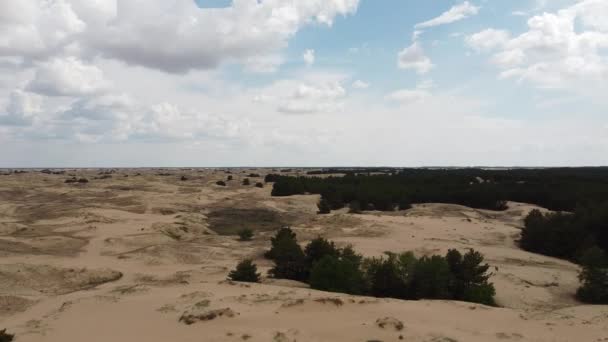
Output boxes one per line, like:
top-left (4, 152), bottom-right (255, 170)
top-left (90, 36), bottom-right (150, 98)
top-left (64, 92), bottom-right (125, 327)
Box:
top-left (467, 0), bottom-right (608, 89)
top-left (0, 0), bottom-right (360, 74)
top-left (303, 49), bottom-right (315, 66)
top-left (397, 42), bottom-right (434, 74)
top-left (26, 57), bottom-right (111, 96)
top-left (415, 1), bottom-right (480, 29)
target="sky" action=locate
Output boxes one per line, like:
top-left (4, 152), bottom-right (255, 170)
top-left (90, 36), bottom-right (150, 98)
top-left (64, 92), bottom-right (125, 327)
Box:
top-left (0, 0), bottom-right (607, 167)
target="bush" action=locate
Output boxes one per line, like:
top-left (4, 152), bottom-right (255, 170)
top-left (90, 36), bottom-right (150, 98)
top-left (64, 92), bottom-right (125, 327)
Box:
top-left (242, 178), bottom-right (250, 186)
top-left (576, 246), bottom-right (608, 304)
top-left (216, 181), bottom-right (227, 186)
top-left (78, 178), bottom-right (89, 183)
top-left (228, 259), bottom-right (261, 283)
top-left (309, 254), bottom-right (366, 295)
top-left (267, 227), bottom-right (307, 281)
top-left (409, 255), bottom-right (451, 299)
top-left (317, 199), bottom-right (331, 214)
top-left (227, 175), bottom-right (233, 181)
top-left (304, 237), bottom-right (340, 269)
top-left (238, 228), bottom-right (254, 241)
top-left (446, 249), bottom-right (496, 305)
top-left (264, 231), bottom-right (497, 305)
top-left (363, 254), bottom-right (409, 299)
top-left (255, 182), bottom-right (264, 188)
top-left (0, 329), bottom-right (14, 342)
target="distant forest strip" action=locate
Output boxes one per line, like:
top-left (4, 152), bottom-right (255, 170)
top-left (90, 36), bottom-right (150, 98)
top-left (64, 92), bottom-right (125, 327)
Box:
top-left (266, 167), bottom-right (608, 212)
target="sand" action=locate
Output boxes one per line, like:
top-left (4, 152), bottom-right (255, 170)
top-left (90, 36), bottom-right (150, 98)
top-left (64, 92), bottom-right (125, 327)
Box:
top-left (0, 169), bottom-right (606, 341)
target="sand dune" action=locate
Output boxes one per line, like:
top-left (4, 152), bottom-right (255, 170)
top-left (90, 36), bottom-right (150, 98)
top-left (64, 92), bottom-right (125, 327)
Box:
top-left (0, 169), bottom-right (606, 341)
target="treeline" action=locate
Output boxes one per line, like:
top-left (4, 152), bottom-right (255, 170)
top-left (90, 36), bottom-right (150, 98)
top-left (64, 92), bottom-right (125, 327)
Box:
top-left (521, 205), bottom-right (608, 303)
top-left (306, 168), bottom-right (397, 175)
top-left (258, 228), bottom-right (496, 305)
top-left (266, 168), bottom-right (608, 212)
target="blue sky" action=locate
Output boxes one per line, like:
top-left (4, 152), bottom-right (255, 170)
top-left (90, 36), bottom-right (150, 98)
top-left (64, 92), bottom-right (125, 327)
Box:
top-left (0, 0), bottom-right (607, 166)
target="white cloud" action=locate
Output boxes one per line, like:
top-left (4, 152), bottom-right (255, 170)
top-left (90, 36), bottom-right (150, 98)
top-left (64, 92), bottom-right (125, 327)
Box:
top-left (415, 1), bottom-right (480, 29)
top-left (0, 90), bottom-right (42, 126)
top-left (465, 29), bottom-right (511, 52)
top-left (0, 0), bottom-right (360, 73)
top-left (351, 80), bottom-right (369, 89)
top-left (397, 42), bottom-right (434, 74)
top-left (303, 49), bottom-right (315, 66)
top-left (26, 57), bottom-right (111, 96)
top-left (467, 0), bottom-right (608, 90)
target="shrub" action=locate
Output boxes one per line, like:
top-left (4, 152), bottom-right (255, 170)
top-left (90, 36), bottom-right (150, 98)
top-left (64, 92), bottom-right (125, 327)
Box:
top-left (267, 227), bottom-right (307, 281)
top-left (409, 255), bottom-right (451, 299)
top-left (317, 199), bottom-right (331, 214)
top-left (0, 329), bottom-right (14, 342)
top-left (242, 178), bottom-right (250, 186)
top-left (363, 254), bottom-right (409, 299)
top-left (228, 259), bottom-right (261, 283)
top-left (216, 181), bottom-right (227, 186)
top-left (309, 254), bottom-right (366, 295)
top-left (576, 246), bottom-right (608, 304)
top-left (227, 175), bottom-right (233, 181)
top-left (255, 182), bottom-right (264, 188)
top-left (180, 175), bottom-right (188, 181)
top-left (446, 249), bottom-right (496, 305)
top-left (304, 237), bottom-right (340, 269)
top-left (238, 228), bottom-right (254, 241)
top-left (78, 178), bottom-right (89, 183)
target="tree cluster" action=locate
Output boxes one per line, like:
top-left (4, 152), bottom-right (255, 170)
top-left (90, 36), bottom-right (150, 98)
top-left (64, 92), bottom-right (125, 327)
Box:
top-left (263, 228), bottom-right (496, 305)
top-left (521, 205), bottom-right (608, 304)
top-left (268, 168), bottom-right (608, 213)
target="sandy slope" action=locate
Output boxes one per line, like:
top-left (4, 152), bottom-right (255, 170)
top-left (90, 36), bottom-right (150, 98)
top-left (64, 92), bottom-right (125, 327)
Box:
top-left (0, 169), bottom-right (606, 342)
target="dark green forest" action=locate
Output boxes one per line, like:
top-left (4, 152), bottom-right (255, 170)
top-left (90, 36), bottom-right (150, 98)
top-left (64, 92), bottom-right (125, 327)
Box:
top-left (267, 168), bottom-right (608, 212)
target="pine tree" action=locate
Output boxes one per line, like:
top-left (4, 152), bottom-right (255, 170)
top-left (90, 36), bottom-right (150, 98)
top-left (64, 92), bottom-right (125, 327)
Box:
top-left (228, 259), bottom-right (261, 283)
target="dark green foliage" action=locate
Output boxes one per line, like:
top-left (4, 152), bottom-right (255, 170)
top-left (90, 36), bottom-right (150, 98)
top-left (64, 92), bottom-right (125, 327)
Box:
top-left (248, 173), bottom-right (261, 177)
top-left (228, 259), bottom-right (260, 283)
top-left (266, 227), bottom-right (307, 281)
top-left (521, 203), bottom-right (608, 263)
top-left (264, 229), bottom-right (497, 305)
top-left (269, 168), bottom-right (608, 212)
top-left (317, 199), bottom-right (331, 214)
top-left (409, 255), bottom-right (451, 299)
top-left (446, 249), bottom-right (496, 305)
top-left (0, 329), bottom-right (14, 342)
top-left (304, 237), bottom-right (340, 269)
top-left (216, 180), bottom-right (226, 186)
top-left (242, 178), bottom-right (250, 186)
top-left (237, 228), bottom-right (254, 241)
top-left (348, 201), bottom-right (362, 214)
top-left (576, 247), bottom-right (608, 304)
top-left (309, 254), bottom-right (366, 295)
top-left (363, 254), bottom-right (409, 298)
top-left (227, 175), bottom-right (233, 181)
top-left (255, 182), bottom-right (264, 188)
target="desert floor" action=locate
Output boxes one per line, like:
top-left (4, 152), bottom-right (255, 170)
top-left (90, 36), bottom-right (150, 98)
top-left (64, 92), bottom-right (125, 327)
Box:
top-left (0, 169), bottom-right (606, 342)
